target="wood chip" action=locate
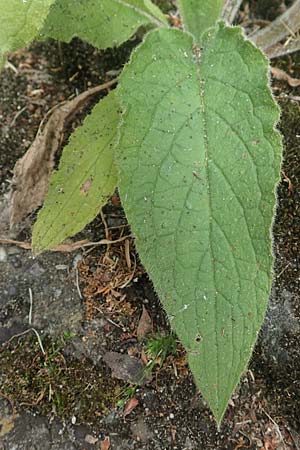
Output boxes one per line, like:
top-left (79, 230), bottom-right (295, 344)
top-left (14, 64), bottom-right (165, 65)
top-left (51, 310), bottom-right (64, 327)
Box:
top-left (10, 78), bottom-right (118, 226)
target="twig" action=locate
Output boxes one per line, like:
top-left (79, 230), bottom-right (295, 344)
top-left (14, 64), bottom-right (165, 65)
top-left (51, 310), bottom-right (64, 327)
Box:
top-left (75, 265), bottom-right (83, 300)
top-left (267, 37), bottom-right (300, 59)
top-left (100, 210), bottom-right (110, 240)
top-left (3, 328), bottom-right (45, 355)
top-left (4, 60), bottom-right (18, 74)
top-left (105, 317), bottom-right (125, 330)
top-left (0, 235), bottom-right (132, 252)
top-left (222, 0), bottom-right (243, 24)
top-left (10, 106), bottom-right (27, 126)
top-left (281, 170), bottom-right (293, 192)
top-left (124, 239), bottom-right (131, 270)
top-left (276, 262), bottom-right (291, 278)
top-left (120, 255), bottom-right (137, 289)
top-left (262, 408), bottom-right (286, 449)
top-left (28, 288), bottom-right (33, 325)
top-left (251, 0), bottom-right (300, 58)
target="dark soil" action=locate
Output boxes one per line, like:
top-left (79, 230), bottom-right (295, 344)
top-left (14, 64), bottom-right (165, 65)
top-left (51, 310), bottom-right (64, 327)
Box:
top-left (1, 2), bottom-right (300, 449)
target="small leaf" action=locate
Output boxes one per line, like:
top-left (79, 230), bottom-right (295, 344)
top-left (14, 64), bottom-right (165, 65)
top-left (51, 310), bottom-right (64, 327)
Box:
top-left (178, 0), bottom-right (223, 43)
top-left (100, 437), bottom-right (111, 450)
top-left (32, 90), bottom-right (119, 253)
top-left (117, 24), bottom-right (281, 423)
top-left (41, 0), bottom-right (167, 50)
top-left (137, 306), bottom-right (153, 341)
top-left (123, 397), bottom-right (139, 417)
top-left (0, 0), bottom-right (55, 68)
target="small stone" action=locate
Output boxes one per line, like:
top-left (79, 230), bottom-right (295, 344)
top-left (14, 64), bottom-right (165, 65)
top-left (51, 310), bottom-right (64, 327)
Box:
top-left (130, 417), bottom-right (153, 442)
top-left (103, 351), bottom-right (150, 384)
top-left (55, 264), bottom-right (68, 270)
top-left (71, 416), bottom-right (76, 425)
top-left (85, 434), bottom-right (98, 445)
top-left (0, 247), bottom-right (7, 262)
top-left (169, 413), bottom-right (175, 419)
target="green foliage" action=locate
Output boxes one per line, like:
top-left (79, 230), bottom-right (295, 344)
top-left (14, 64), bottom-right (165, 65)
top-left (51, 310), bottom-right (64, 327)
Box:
top-left (145, 333), bottom-right (177, 366)
top-left (117, 24), bottom-right (281, 422)
top-left (42, 0), bottom-right (167, 49)
top-left (2, 0), bottom-right (282, 424)
top-left (0, 0), bottom-right (55, 67)
top-left (177, 0), bottom-right (223, 43)
top-left (32, 91), bottom-right (118, 252)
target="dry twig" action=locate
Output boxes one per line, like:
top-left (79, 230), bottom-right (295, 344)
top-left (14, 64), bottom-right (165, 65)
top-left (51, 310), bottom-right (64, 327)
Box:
top-left (222, 0), bottom-right (243, 24)
top-left (251, 0), bottom-right (300, 58)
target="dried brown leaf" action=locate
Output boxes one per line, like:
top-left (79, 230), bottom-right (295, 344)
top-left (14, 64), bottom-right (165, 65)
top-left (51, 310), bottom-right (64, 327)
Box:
top-left (100, 436), bottom-right (110, 450)
top-left (137, 306), bottom-right (153, 341)
top-left (10, 79), bottom-right (117, 226)
top-left (123, 397), bottom-right (139, 417)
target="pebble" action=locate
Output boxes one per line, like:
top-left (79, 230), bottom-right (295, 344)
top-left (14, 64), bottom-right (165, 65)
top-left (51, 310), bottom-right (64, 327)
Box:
top-left (85, 434), bottom-right (98, 445)
top-left (0, 247), bottom-right (7, 262)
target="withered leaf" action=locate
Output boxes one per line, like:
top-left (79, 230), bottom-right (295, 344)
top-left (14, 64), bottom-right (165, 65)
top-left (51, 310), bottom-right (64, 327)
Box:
top-left (10, 79), bottom-right (117, 226)
top-left (137, 306), bottom-right (153, 341)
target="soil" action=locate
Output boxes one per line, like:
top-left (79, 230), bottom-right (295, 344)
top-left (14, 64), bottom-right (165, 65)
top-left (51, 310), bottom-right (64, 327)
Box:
top-left (1, 1), bottom-right (300, 449)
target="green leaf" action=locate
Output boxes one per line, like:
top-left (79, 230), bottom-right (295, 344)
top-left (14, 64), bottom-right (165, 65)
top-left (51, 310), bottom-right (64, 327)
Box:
top-left (32, 90), bottom-right (119, 253)
top-left (117, 24), bottom-right (281, 423)
top-left (178, 0), bottom-right (223, 43)
top-left (0, 0), bottom-right (55, 68)
top-left (41, 0), bottom-right (167, 49)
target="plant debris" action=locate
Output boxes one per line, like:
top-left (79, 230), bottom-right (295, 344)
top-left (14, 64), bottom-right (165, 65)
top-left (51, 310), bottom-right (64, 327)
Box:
top-left (137, 306), bottom-right (153, 341)
top-left (10, 78), bottom-right (117, 226)
top-left (271, 67), bottom-right (300, 87)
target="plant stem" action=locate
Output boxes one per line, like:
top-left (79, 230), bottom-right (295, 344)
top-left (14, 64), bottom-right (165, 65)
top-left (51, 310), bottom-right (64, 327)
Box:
top-left (250, 0), bottom-right (300, 57)
top-left (222, 0), bottom-right (243, 24)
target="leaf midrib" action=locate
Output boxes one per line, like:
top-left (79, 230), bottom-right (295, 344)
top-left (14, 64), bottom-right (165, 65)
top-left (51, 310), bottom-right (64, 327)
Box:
top-left (193, 38), bottom-right (221, 415)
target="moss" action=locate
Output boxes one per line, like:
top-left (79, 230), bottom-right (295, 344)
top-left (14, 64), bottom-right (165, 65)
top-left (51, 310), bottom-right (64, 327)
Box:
top-left (0, 335), bottom-right (122, 425)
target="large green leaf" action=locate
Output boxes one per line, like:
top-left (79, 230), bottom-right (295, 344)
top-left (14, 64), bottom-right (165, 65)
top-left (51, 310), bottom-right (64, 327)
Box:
top-left (32, 91), bottom-right (119, 253)
top-left (0, 0), bottom-right (55, 68)
top-left (41, 0), bottom-right (167, 49)
top-left (178, 0), bottom-right (223, 43)
top-left (117, 24), bottom-right (281, 423)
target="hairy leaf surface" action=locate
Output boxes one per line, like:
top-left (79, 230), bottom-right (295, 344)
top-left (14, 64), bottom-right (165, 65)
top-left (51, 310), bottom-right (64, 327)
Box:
top-left (0, 0), bottom-right (55, 67)
top-left (178, 0), bottom-right (223, 43)
top-left (42, 0), bottom-right (167, 49)
top-left (117, 24), bottom-right (281, 422)
top-left (32, 91), bottom-right (118, 253)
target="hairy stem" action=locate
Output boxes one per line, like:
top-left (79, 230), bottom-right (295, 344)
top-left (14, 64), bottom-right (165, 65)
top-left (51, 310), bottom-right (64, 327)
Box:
top-left (222, 0), bottom-right (243, 24)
